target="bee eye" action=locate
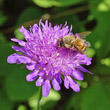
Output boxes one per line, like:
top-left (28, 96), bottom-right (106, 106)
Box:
top-left (60, 40), bottom-right (64, 47)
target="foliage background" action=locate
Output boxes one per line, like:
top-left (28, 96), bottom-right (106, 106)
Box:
top-left (0, 0), bottom-right (110, 110)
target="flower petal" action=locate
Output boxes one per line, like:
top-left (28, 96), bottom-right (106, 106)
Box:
top-left (19, 57), bottom-right (31, 64)
top-left (67, 76), bottom-right (80, 92)
top-left (32, 24), bottom-right (38, 33)
top-left (7, 53), bottom-right (32, 64)
top-left (26, 63), bottom-right (35, 71)
top-left (11, 38), bottom-right (26, 46)
top-left (12, 46), bottom-right (24, 52)
top-left (55, 73), bottom-right (62, 84)
top-left (36, 77), bottom-right (44, 86)
top-left (52, 78), bottom-right (60, 91)
top-left (72, 70), bottom-right (84, 80)
top-left (7, 53), bottom-right (19, 63)
top-left (86, 58), bottom-right (92, 65)
top-left (42, 80), bottom-right (51, 97)
top-left (76, 65), bottom-right (93, 74)
top-left (64, 76), bottom-right (69, 89)
top-left (26, 70), bottom-right (38, 81)
top-left (19, 26), bottom-right (31, 39)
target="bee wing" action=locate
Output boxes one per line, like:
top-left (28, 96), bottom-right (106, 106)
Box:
top-left (85, 41), bottom-right (91, 47)
top-left (78, 31), bottom-right (91, 38)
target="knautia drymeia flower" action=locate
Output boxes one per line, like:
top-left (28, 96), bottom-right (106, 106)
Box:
top-left (7, 20), bottom-right (92, 97)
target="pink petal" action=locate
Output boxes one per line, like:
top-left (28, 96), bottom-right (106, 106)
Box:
top-left (32, 24), bottom-right (38, 33)
top-left (7, 53), bottom-right (31, 64)
top-left (67, 76), bottom-right (80, 92)
top-left (12, 46), bottom-right (23, 52)
top-left (64, 76), bottom-right (69, 89)
top-left (52, 78), bottom-right (60, 91)
top-left (11, 38), bottom-right (26, 46)
top-left (7, 53), bottom-right (19, 63)
top-left (19, 26), bottom-right (31, 39)
top-left (26, 70), bottom-right (38, 81)
top-left (72, 70), bottom-right (84, 80)
top-left (42, 80), bottom-right (51, 97)
top-left (26, 63), bottom-right (35, 71)
top-left (36, 77), bottom-right (44, 86)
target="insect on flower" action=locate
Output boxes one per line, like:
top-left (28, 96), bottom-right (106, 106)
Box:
top-left (58, 31), bottom-right (91, 54)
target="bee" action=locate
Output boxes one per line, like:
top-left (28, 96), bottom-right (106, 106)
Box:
top-left (58, 31), bottom-right (91, 54)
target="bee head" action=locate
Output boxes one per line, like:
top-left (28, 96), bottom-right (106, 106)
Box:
top-left (59, 38), bottom-right (64, 47)
top-left (58, 38), bottom-right (64, 47)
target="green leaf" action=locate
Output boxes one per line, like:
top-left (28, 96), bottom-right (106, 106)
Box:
top-left (32, 0), bottom-right (83, 8)
top-left (0, 43), bottom-right (38, 101)
top-left (0, 89), bottom-right (13, 110)
top-left (89, 0), bottom-right (103, 4)
top-left (4, 64), bottom-right (38, 101)
top-left (33, 0), bottom-right (60, 8)
top-left (100, 57), bottom-right (110, 67)
top-left (0, 32), bottom-right (6, 43)
top-left (92, 64), bottom-right (110, 75)
top-left (16, 6), bottom-right (44, 25)
top-left (0, 43), bottom-right (14, 76)
top-left (97, 0), bottom-right (110, 12)
top-left (0, 12), bottom-right (7, 26)
top-left (55, 0), bottom-right (83, 7)
top-left (17, 105), bottom-right (27, 110)
top-left (14, 28), bottom-right (24, 40)
top-left (81, 81), bottom-right (110, 110)
top-left (85, 48), bottom-right (95, 58)
top-left (88, 0), bottom-right (110, 61)
top-left (104, 82), bottom-right (110, 104)
top-left (64, 92), bottom-right (82, 110)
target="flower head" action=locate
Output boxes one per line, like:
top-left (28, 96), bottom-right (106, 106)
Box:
top-left (7, 20), bottom-right (92, 97)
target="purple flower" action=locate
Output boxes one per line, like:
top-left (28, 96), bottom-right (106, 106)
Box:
top-left (7, 20), bottom-right (92, 97)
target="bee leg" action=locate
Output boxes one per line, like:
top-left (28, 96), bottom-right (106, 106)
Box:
top-left (70, 45), bottom-right (74, 49)
top-left (79, 48), bottom-right (86, 54)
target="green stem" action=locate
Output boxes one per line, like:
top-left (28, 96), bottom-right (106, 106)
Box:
top-left (1, 5), bottom-right (91, 34)
top-left (37, 87), bottom-right (42, 110)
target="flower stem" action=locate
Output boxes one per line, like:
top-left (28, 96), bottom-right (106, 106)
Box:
top-left (37, 87), bottom-right (42, 110)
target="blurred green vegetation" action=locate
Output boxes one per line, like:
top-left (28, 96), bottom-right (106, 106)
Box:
top-left (0, 0), bottom-right (110, 110)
